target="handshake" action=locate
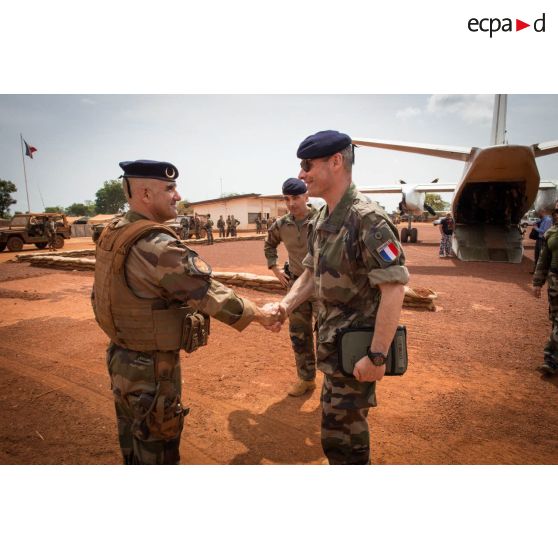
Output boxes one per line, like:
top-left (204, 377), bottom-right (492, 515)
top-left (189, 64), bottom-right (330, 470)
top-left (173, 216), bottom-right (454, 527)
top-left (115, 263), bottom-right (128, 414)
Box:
top-left (254, 302), bottom-right (288, 332)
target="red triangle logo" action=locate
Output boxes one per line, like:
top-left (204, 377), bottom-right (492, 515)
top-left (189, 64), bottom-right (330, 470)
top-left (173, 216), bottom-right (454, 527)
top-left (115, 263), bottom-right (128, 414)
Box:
top-left (516, 19), bottom-right (530, 31)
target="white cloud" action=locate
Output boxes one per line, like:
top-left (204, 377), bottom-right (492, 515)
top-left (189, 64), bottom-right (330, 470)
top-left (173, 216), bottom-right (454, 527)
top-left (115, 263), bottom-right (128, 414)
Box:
top-left (426, 94), bottom-right (493, 125)
top-left (395, 106), bottom-right (422, 120)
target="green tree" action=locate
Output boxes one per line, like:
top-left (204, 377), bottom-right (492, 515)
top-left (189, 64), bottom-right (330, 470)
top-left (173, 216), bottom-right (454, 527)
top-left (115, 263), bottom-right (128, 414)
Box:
top-left (95, 179), bottom-right (127, 214)
top-left (220, 192), bottom-right (245, 198)
top-left (66, 202), bottom-right (96, 216)
top-left (425, 193), bottom-right (450, 212)
top-left (0, 179), bottom-right (17, 218)
top-left (45, 205), bottom-right (65, 213)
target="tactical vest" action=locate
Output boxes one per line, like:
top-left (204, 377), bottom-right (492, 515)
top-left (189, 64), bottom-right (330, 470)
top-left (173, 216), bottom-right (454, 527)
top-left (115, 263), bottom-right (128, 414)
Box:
top-left (93, 218), bottom-right (206, 352)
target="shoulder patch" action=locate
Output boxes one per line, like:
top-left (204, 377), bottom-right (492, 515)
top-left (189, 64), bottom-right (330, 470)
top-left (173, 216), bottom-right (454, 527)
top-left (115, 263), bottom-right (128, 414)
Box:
top-left (363, 220), bottom-right (402, 268)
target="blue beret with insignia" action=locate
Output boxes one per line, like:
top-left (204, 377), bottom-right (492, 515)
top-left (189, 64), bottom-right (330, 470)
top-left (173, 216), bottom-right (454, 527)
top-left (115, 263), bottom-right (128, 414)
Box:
top-left (119, 160), bottom-right (179, 181)
top-left (282, 178), bottom-right (307, 195)
top-left (296, 130), bottom-right (352, 159)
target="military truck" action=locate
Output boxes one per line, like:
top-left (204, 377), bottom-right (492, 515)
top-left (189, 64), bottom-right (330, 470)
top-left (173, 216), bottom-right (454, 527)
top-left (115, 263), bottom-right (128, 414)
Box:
top-left (0, 213), bottom-right (71, 252)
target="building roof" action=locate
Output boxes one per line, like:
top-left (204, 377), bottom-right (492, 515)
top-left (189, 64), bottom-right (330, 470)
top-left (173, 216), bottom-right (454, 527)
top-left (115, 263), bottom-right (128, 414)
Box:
top-left (188, 193), bottom-right (262, 206)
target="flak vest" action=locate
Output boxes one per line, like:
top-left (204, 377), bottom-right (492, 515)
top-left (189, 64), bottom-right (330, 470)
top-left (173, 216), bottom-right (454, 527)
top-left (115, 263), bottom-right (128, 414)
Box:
top-left (93, 218), bottom-right (200, 352)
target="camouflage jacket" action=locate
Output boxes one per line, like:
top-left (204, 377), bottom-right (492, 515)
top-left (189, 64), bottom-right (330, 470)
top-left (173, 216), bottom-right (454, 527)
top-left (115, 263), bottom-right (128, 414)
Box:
top-left (264, 206), bottom-right (317, 277)
top-left (302, 184), bottom-right (409, 374)
top-left (533, 225), bottom-right (558, 287)
top-left (119, 211), bottom-right (255, 331)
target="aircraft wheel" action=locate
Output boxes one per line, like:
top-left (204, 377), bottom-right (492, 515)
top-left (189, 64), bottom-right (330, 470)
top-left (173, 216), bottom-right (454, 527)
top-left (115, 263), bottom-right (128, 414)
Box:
top-left (400, 228), bottom-right (409, 243)
top-left (410, 228), bottom-right (418, 243)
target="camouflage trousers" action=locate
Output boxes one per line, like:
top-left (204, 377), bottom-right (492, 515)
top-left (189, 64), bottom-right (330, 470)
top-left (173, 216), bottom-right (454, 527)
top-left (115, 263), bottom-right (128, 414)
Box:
top-left (439, 234), bottom-right (452, 256)
top-left (544, 272), bottom-right (558, 369)
top-left (106, 343), bottom-right (188, 465)
top-left (288, 289), bottom-right (317, 382)
top-left (320, 371), bottom-right (376, 465)
top-left (206, 229), bottom-right (214, 244)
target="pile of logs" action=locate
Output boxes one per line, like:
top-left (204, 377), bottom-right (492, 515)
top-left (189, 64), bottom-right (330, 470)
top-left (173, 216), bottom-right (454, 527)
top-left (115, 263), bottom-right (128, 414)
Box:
top-left (14, 251), bottom-right (438, 310)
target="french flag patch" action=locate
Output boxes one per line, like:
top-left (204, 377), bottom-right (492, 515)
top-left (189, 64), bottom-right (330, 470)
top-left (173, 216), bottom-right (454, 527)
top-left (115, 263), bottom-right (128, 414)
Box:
top-left (377, 241), bottom-right (399, 262)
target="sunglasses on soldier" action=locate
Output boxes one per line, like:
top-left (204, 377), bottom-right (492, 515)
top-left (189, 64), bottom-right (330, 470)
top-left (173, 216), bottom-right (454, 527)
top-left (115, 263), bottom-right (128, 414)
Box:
top-left (300, 155), bottom-right (332, 172)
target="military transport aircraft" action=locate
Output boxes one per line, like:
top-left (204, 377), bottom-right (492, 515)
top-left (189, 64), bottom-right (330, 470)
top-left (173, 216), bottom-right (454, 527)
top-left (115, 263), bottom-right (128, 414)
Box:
top-left (355, 95), bottom-right (558, 263)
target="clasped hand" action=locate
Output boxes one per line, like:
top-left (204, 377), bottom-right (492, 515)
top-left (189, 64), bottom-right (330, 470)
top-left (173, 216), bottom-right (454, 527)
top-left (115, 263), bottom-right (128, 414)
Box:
top-left (256, 302), bottom-right (287, 332)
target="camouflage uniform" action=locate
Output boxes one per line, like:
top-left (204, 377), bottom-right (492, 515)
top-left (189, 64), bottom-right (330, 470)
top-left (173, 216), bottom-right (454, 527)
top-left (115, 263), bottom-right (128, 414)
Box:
top-left (264, 206), bottom-right (317, 382)
top-left (302, 184), bottom-right (408, 464)
top-left (533, 225), bottom-right (558, 371)
top-left (217, 217), bottom-right (226, 238)
top-left (230, 217), bottom-right (239, 237)
top-left (205, 218), bottom-right (214, 245)
top-left (92, 211), bottom-right (256, 464)
top-left (46, 219), bottom-right (57, 251)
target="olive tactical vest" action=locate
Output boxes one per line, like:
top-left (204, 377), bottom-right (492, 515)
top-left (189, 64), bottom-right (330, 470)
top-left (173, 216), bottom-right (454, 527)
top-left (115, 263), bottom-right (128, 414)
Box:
top-left (92, 218), bottom-right (191, 351)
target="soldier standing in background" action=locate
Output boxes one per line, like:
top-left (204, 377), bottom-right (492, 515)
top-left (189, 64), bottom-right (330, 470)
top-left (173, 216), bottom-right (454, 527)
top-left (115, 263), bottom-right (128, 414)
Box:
top-left (264, 177), bottom-right (318, 397)
top-left (266, 216), bottom-right (274, 231)
top-left (533, 207), bottom-right (558, 375)
top-left (217, 215), bottom-right (226, 238)
top-left (91, 159), bottom-right (283, 465)
top-left (205, 214), bottom-right (214, 245)
top-left (255, 214), bottom-right (262, 234)
top-left (194, 214), bottom-right (201, 239)
top-left (226, 215), bottom-right (232, 237)
top-left (46, 217), bottom-right (57, 251)
top-left (180, 216), bottom-right (190, 240)
top-left (230, 215), bottom-right (240, 237)
top-left (268, 131), bottom-right (408, 465)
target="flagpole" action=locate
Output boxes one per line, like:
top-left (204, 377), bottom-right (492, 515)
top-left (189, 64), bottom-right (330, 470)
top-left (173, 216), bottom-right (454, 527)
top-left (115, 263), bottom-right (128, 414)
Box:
top-left (19, 133), bottom-right (31, 213)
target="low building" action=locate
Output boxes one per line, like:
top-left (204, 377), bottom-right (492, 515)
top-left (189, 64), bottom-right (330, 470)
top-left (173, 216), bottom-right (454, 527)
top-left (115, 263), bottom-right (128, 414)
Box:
top-left (187, 194), bottom-right (287, 231)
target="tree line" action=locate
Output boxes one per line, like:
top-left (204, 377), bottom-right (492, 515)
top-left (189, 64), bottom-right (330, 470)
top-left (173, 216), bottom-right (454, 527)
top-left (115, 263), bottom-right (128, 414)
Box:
top-left (0, 179), bottom-right (127, 218)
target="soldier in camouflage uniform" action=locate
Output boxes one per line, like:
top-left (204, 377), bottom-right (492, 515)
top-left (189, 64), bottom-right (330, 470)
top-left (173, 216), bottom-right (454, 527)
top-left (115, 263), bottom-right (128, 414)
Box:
top-left (269, 131), bottom-right (408, 465)
top-left (204, 214), bottom-right (214, 245)
top-left (533, 207), bottom-right (558, 375)
top-left (91, 159), bottom-right (282, 465)
top-left (217, 215), bottom-right (226, 238)
top-left (264, 177), bottom-right (318, 396)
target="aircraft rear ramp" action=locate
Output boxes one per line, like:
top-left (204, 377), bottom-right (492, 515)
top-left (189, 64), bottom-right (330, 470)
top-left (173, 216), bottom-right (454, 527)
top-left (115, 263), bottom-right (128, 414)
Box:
top-left (452, 224), bottom-right (523, 263)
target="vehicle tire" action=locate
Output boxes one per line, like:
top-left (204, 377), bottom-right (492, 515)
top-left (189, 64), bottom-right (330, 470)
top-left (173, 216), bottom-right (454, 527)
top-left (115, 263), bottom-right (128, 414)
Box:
top-left (400, 228), bottom-right (409, 243)
top-left (35, 242), bottom-right (48, 249)
top-left (410, 228), bottom-right (418, 243)
top-left (7, 236), bottom-right (24, 252)
top-left (54, 235), bottom-right (65, 249)
top-left (0, 242), bottom-right (6, 252)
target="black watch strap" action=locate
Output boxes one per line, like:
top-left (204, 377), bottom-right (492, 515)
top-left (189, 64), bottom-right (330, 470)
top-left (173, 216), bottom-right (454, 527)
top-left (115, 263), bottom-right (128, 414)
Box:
top-left (367, 349), bottom-right (387, 366)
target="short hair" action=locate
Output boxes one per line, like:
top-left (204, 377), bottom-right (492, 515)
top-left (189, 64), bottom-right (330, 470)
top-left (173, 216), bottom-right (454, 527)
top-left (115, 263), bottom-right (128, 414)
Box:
top-left (339, 144), bottom-right (354, 172)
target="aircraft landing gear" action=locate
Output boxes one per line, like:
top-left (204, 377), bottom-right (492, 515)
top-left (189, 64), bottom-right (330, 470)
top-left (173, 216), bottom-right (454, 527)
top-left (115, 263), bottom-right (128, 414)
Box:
top-left (400, 217), bottom-right (418, 243)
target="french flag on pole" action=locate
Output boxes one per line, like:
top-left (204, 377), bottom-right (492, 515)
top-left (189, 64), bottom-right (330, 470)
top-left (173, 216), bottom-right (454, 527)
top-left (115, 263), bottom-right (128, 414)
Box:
top-left (24, 139), bottom-right (37, 159)
top-left (377, 240), bottom-right (400, 263)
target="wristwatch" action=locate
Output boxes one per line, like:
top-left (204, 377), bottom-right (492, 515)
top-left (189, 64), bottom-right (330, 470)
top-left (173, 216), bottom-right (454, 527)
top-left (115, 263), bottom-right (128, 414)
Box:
top-left (367, 349), bottom-right (387, 366)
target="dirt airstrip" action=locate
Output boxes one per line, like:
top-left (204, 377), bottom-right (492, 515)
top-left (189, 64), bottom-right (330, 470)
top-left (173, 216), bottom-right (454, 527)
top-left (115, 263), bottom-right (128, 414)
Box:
top-left (0, 223), bottom-right (556, 465)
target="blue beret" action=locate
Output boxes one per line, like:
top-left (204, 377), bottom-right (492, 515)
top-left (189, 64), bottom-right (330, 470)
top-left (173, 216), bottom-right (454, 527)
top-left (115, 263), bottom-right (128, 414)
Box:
top-left (282, 178), bottom-right (307, 195)
top-left (296, 130), bottom-right (352, 159)
top-left (119, 159), bottom-right (179, 181)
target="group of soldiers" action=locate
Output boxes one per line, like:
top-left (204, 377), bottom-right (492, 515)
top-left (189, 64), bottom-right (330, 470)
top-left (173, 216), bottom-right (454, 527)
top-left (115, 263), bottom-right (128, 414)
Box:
top-left (92, 130), bottom-right (409, 466)
top-left (255, 215), bottom-right (275, 234)
top-left (217, 215), bottom-right (240, 238)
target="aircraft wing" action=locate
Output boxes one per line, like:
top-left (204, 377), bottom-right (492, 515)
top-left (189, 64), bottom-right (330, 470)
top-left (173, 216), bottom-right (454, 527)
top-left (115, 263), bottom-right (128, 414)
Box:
top-left (539, 180), bottom-right (558, 189)
top-left (352, 138), bottom-right (473, 162)
top-left (359, 183), bottom-right (455, 195)
top-left (533, 141), bottom-right (558, 158)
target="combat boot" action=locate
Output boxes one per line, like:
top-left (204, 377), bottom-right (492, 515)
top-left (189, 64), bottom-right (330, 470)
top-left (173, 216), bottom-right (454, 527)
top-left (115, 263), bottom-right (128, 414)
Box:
top-left (288, 379), bottom-right (316, 397)
top-left (539, 364), bottom-right (557, 375)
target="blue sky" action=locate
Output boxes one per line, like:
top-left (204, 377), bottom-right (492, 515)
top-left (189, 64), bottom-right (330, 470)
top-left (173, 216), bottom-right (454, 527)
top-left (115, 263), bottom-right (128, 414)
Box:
top-left (1, 94), bottom-right (558, 213)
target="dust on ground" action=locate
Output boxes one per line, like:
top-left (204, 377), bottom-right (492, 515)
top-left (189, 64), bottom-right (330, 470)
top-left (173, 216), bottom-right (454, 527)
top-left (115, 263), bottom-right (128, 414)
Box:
top-left (0, 224), bottom-right (556, 464)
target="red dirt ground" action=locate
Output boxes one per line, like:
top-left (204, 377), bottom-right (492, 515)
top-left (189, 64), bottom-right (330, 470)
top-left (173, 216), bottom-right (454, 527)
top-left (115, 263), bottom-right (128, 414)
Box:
top-left (0, 224), bottom-right (556, 464)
